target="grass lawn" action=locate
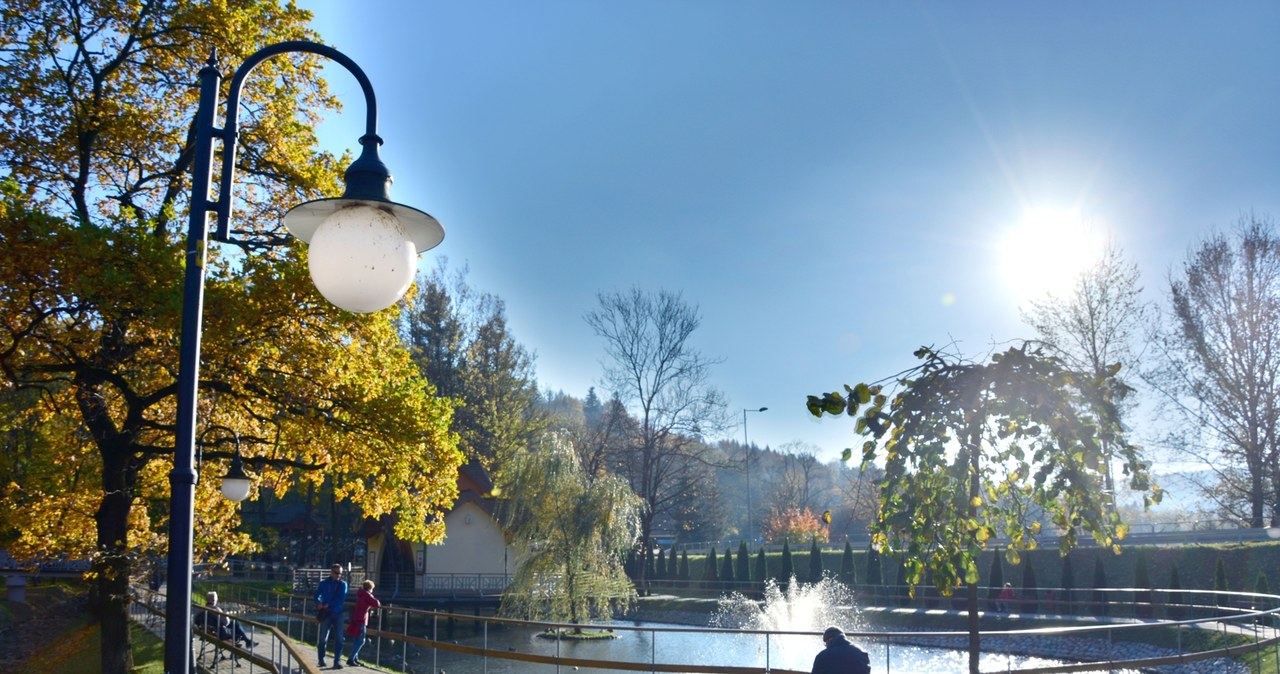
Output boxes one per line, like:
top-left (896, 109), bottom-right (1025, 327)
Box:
top-left (17, 620), bottom-right (163, 673)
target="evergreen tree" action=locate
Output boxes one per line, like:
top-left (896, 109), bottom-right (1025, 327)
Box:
top-left (987, 551), bottom-right (1005, 610)
top-left (647, 545), bottom-right (658, 581)
top-left (406, 262), bottom-right (542, 467)
top-left (668, 545), bottom-right (679, 579)
top-left (1093, 557), bottom-right (1110, 616)
top-left (722, 547), bottom-right (736, 583)
top-left (680, 550), bottom-right (690, 581)
top-left (755, 547), bottom-right (768, 584)
top-left (1020, 561), bottom-right (1038, 613)
top-left (808, 537), bottom-right (824, 583)
top-left (1166, 563), bottom-right (1185, 620)
top-left (1133, 550), bottom-right (1152, 617)
top-left (737, 541), bottom-right (751, 582)
top-left (865, 545), bottom-right (883, 587)
top-left (1060, 554), bottom-right (1076, 615)
top-left (1213, 557), bottom-right (1229, 608)
top-left (705, 548), bottom-right (719, 581)
top-left (655, 549), bottom-right (666, 581)
top-left (779, 540), bottom-right (794, 585)
top-left (1256, 572), bottom-right (1272, 627)
top-left (839, 541), bottom-right (856, 586)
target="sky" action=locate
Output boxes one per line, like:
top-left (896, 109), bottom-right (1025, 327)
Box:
top-left (297, 1), bottom-right (1280, 466)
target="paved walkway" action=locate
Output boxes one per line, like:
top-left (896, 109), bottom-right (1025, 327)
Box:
top-left (132, 599), bottom-right (381, 673)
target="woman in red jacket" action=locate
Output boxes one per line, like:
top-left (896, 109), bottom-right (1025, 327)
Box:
top-left (345, 579), bottom-right (382, 667)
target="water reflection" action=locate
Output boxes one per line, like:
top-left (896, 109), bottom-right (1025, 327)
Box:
top-left (410, 620), bottom-right (1132, 673)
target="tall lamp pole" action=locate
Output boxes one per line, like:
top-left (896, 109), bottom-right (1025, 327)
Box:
top-left (164, 42), bottom-right (442, 674)
top-left (743, 406), bottom-right (767, 545)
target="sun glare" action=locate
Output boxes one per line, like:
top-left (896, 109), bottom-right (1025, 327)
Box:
top-left (998, 208), bottom-right (1104, 300)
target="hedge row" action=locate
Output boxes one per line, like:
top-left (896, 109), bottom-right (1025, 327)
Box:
top-left (671, 541), bottom-right (1280, 592)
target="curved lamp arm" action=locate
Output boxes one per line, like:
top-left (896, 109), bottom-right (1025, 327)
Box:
top-left (215, 41), bottom-right (380, 241)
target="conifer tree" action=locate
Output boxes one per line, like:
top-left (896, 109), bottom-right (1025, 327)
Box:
top-left (1214, 557), bottom-right (1229, 608)
top-left (1020, 561), bottom-right (1038, 613)
top-left (808, 537), bottom-right (825, 583)
top-left (840, 541), bottom-right (856, 586)
top-left (755, 547), bottom-right (768, 584)
top-left (737, 541), bottom-right (751, 582)
top-left (1093, 557), bottom-right (1110, 616)
top-left (987, 551), bottom-right (1005, 610)
top-left (1060, 554), bottom-right (1076, 615)
top-left (680, 550), bottom-right (691, 581)
top-left (779, 540), bottom-right (794, 585)
top-left (1166, 562), bottom-right (1185, 620)
top-left (865, 545), bottom-right (883, 587)
top-left (1133, 549), bottom-right (1152, 617)
top-left (705, 548), bottom-right (719, 581)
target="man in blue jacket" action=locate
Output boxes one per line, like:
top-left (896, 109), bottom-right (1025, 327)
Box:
top-left (812, 625), bottom-right (871, 673)
top-left (315, 564), bottom-right (349, 668)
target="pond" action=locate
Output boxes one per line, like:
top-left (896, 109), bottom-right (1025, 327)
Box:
top-left (406, 620), bottom-right (1138, 673)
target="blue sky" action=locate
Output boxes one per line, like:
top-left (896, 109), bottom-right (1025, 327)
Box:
top-left (298, 1), bottom-right (1280, 463)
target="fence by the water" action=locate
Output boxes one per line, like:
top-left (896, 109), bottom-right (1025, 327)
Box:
top-left (128, 582), bottom-right (1280, 674)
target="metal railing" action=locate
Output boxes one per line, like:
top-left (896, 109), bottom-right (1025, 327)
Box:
top-left (130, 585), bottom-right (320, 674)
top-left (199, 584), bottom-right (1280, 673)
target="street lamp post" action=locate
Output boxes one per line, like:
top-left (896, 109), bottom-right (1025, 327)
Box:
top-left (743, 406), bottom-right (767, 546)
top-left (164, 42), bottom-right (442, 674)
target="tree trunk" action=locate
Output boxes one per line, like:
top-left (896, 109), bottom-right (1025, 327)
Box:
top-left (636, 513), bottom-right (653, 595)
top-left (967, 581), bottom-right (980, 674)
top-left (966, 421), bottom-right (982, 674)
top-left (94, 446), bottom-right (136, 674)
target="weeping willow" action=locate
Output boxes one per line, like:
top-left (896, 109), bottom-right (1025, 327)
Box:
top-left (496, 433), bottom-right (643, 628)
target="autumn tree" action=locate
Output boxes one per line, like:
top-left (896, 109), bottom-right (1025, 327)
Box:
top-left (809, 344), bottom-right (1159, 674)
top-left (584, 287), bottom-right (730, 584)
top-left (496, 432), bottom-right (641, 629)
top-left (761, 507), bottom-right (829, 545)
top-left (0, 4), bottom-right (462, 672)
top-left (1146, 216), bottom-right (1280, 527)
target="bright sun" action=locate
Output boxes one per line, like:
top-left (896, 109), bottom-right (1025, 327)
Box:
top-left (998, 208), bottom-right (1105, 300)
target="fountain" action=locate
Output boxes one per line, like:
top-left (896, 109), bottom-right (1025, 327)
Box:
top-left (712, 575), bottom-right (857, 633)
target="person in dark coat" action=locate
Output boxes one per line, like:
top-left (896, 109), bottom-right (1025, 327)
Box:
top-left (811, 625), bottom-right (871, 674)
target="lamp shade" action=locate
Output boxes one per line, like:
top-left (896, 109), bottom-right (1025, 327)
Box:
top-left (220, 454), bottom-right (252, 502)
top-left (304, 204), bottom-right (418, 313)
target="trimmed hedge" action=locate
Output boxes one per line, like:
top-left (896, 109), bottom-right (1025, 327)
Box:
top-left (676, 541), bottom-right (1280, 593)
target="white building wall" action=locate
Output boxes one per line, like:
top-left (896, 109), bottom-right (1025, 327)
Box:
top-left (423, 501), bottom-right (514, 576)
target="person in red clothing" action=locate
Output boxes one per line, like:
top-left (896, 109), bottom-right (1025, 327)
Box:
top-left (997, 582), bottom-right (1016, 612)
top-left (345, 579), bottom-right (382, 667)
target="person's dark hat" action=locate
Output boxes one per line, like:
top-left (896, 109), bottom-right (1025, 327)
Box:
top-left (822, 626), bottom-right (844, 641)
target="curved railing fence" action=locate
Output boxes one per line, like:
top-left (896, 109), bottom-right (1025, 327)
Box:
top-left (131, 584), bottom-right (1280, 673)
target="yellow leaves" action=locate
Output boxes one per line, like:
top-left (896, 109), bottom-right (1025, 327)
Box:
top-left (970, 496), bottom-right (983, 508)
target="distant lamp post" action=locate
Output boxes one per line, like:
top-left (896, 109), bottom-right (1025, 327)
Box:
top-left (200, 426), bottom-right (254, 503)
top-left (219, 452), bottom-right (252, 503)
top-left (743, 406), bottom-right (768, 545)
top-left (164, 41), bottom-right (442, 674)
